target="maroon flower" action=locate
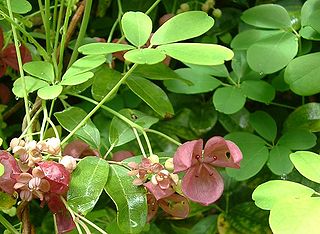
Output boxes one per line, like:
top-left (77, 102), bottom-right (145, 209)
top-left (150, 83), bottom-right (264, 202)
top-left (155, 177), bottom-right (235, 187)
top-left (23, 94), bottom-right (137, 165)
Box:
top-left (173, 136), bottom-right (242, 205)
top-left (63, 140), bottom-right (99, 158)
top-left (147, 193), bottom-right (189, 222)
top-left (0, 28), bottom-right (32, 78)
top-left (0, 150), bottom-right (21, 194)
top-left (38, 161), bottom-right (70, 195)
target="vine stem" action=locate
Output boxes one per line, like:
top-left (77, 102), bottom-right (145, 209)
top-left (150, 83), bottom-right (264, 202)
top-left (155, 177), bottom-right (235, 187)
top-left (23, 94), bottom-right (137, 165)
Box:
top-left (69, 93), bottom-right (182, 146)
top-left (0, 10), bottom-right (50, 61)
top-left (40, 100), bottom-right (48, 141)
top-left (6, 0), bottom-right (32, 138)
top-left (0, 214), bottom-right (19, 234)
top-left (145, 0), bottom-right (161, 14)
top-left (68, 0), bottom-right (93, 68)
top-left (61, 63), bottom-right (139, 145)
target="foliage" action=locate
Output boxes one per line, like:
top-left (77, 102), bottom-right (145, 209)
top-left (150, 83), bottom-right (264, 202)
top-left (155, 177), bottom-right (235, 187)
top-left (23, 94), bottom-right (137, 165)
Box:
top-left (0, 0), bottom-right (319, 233)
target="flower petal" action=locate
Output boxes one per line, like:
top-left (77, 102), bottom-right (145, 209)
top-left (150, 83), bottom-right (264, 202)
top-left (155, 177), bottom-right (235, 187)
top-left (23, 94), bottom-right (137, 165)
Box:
top-left (173, 139), bottom-right (203, 173)
top-left (204, 136), bottom-right (242, 168)
top-left (158, 193), bottom-right (189, 218)
top-left (144, 181), bottom-right (174, 200)
top-left (0, 150), bottom-right (21, 194)
top-left (181, 165), bottom-right (223, 206)
top-left (146, 193), bottom-right (159, 222)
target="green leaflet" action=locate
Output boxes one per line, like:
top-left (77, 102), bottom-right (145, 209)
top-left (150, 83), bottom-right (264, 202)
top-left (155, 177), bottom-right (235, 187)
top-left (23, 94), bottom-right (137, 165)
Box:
top-left (68, 157), bottom-right (109, 215)
top-left (105, 164), bottom-right (147, 233)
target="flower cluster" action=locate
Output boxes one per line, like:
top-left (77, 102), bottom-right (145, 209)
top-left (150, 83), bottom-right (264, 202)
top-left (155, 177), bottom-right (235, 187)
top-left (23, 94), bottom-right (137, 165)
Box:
top-left (128, 136), bottom-right (242, 220)
top-left (0, 137), bottom-right (78, 233)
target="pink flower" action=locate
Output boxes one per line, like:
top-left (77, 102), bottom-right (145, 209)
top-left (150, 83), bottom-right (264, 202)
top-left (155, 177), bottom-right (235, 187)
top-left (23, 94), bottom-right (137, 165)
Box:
top-left (173, 136), bottom-right (242, 206)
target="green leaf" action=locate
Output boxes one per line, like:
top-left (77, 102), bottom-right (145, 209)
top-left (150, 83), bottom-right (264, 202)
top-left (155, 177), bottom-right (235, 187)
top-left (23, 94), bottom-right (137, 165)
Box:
top-left (126, 75), bottom-right (174, 117)
top-left (68, 157), bottom-right (109, 215)
top-left (290, 151), bottom-right (320, 183)
top-left (252, 180), bottom-right (315, 210)
top-left (109, 109), bottom-right (158, 147)
top-left (23, 61), bottom-right (54, 83)
top-left (225, 132), bottom-right (268, 180)
top-left (133, 63), bottom-right (186, 81)
top-left (217, 202), bottom-right (271, 234)
top-left (91, 66), bottom-right (122, 101)
top-left (241, 4), bottom-right (292, 29)
top-left (105, 164), bottom-right (147, 234)
top-left (190, 104), bottom-right (218, 135)
top-left (37, 85), bottom-right (63, 100)
top-left (309, 9), bottom-right (320, 33)
top-left (213, 87), bottom-right (246, 114)
top-left (158, 43), bottom-right (234, 65)
top-left (270, 198), bottom-right (320, 234)
top-left (78, 43), bottom-right (135, 55)
top-left (54, 107), bottom-right (100, 148)
top-left (284, 103), bottom-right (320, 132)
top-left (267, 145), bottom-right (293, 175)
top-left (231, 29), bottom-right (283, 50)
top-left (62, 55), bottom-right (106, 80)
top-left (284, 52), bottom-right (320, 96)
top-left (60, 72), bottom-right (94, 86)
top-left (124, 48), bottom-right (166, 65)
top-left (247, 32), bottom-right (298, 74)
top-left (241, 80), bottom-right (275, 104)
top-left (301, 0), bottom-right (320, 27)
top-left (151, 11), bottom-right (214, 45)
top-left (189, 215), bottom-right (217, 234)
top-left (0, 163), bottom-right (4, 177)
top-left (10, 0), bottom-right (32, 14)
top-left (186, 63), bottom-right (229, 77)
top-left (277, 129), bottom-right (317, 150)
top-left (121, 12), bottom-right (152, 47)
top-left (218, 108), bottom-right (254, 133)
top-left (0, 192), bottom-right (16, 210)
top-left (164, 68), bottom-right (221, 94)
top-left (12, 76), bottom-right (48, 98)
top-left (249, 111), bottom-right (277, 142)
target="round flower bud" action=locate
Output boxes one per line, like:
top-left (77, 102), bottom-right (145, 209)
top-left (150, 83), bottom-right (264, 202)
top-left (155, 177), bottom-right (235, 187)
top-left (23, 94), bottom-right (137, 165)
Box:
top-left (201, 3), bottom-right (210, 12)
top-left (206, 0), bottom-right (215, 7)
top-left (180, 3), bottom-right (190, 12)
top-left (10, 138), bottom-right (25, 149)
top-left (148, 154), bottom-right (159, 164)
top-left (60, 156), bottom-right (77, 172)
top-left (164, 158), bottom-right (174, 171)
top-left (212, 8), bottom-right (222, 18)
top-left (46, 138), bottom-right (61, 155)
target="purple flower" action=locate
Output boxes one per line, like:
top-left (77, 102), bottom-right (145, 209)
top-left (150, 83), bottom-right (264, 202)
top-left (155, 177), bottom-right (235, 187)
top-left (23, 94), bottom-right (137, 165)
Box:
top-left (173, 136), bottom-right (242, 205)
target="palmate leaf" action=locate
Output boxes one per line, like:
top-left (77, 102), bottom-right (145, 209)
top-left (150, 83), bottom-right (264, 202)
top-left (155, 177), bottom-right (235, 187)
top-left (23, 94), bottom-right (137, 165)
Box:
top-left (213, 87), bottom-right (246, 114)
top-left (124, 48), bottom-right (166, 64)
top-left (78, 43), bottom-right (135, 55)
top-left (23, 61), bottom-right (55, 83)
top-left (105, 164), bottom-right (147, 233)
top-left (37, 84), bottom-right (63, 100)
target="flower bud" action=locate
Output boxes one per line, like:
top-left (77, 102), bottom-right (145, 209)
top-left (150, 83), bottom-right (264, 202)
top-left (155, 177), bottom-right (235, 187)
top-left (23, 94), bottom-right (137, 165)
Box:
top-left (46, 138), bottom-right (61, 155)
top-left (212, 8), bottom-right (222, 18)
top-left (148, 154), bottom-right (159, 164)
top-left (60, 156), bottom-right (77, 172)
top-left (164, 158), bottom-right (174, 171)
top-left (10, 138), bottom-right (25, 149)
top-left (201, 3), bottom-right (210, 12)
top-left (206, 0), bottom-right (215, 7)
top-left (20, 190), bottom-right (32, 201)
top-left (180, 3), bottom-right (190, 12)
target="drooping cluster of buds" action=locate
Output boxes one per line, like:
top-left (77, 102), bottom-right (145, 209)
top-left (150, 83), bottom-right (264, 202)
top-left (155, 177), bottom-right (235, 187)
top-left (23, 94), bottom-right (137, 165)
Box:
top-left (10, 137), bottom-right (61, 169)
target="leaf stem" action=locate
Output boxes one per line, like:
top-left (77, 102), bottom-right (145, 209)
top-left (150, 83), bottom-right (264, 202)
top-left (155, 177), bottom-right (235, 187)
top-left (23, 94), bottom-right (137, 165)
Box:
top-left (0, 10), bottom-right (50, 60)
top-left (270, 102), bottom-right (296, 110)
top-left (133, 127), bottom-right (147, 158)
top-left (142, 131), bottom-right (153, 156)
top-left (68, 0), bottom-right (93, 68)
top-left (57, 0), bottom-right (73, 80)
top-left (145, 128), bottom-right (181, 146)
top-left (40, 100), bottom-right (48, 141)
top-left (0, 214), bottom-right (19, 234)
top-left (145, 0), bottom-right (161, 14)
top-left (73, 211), bottom-right (108, 234)
top-left (61, 63), bottom-right (139, 145)
top-left (6, 0), bottom-right (32, 138)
